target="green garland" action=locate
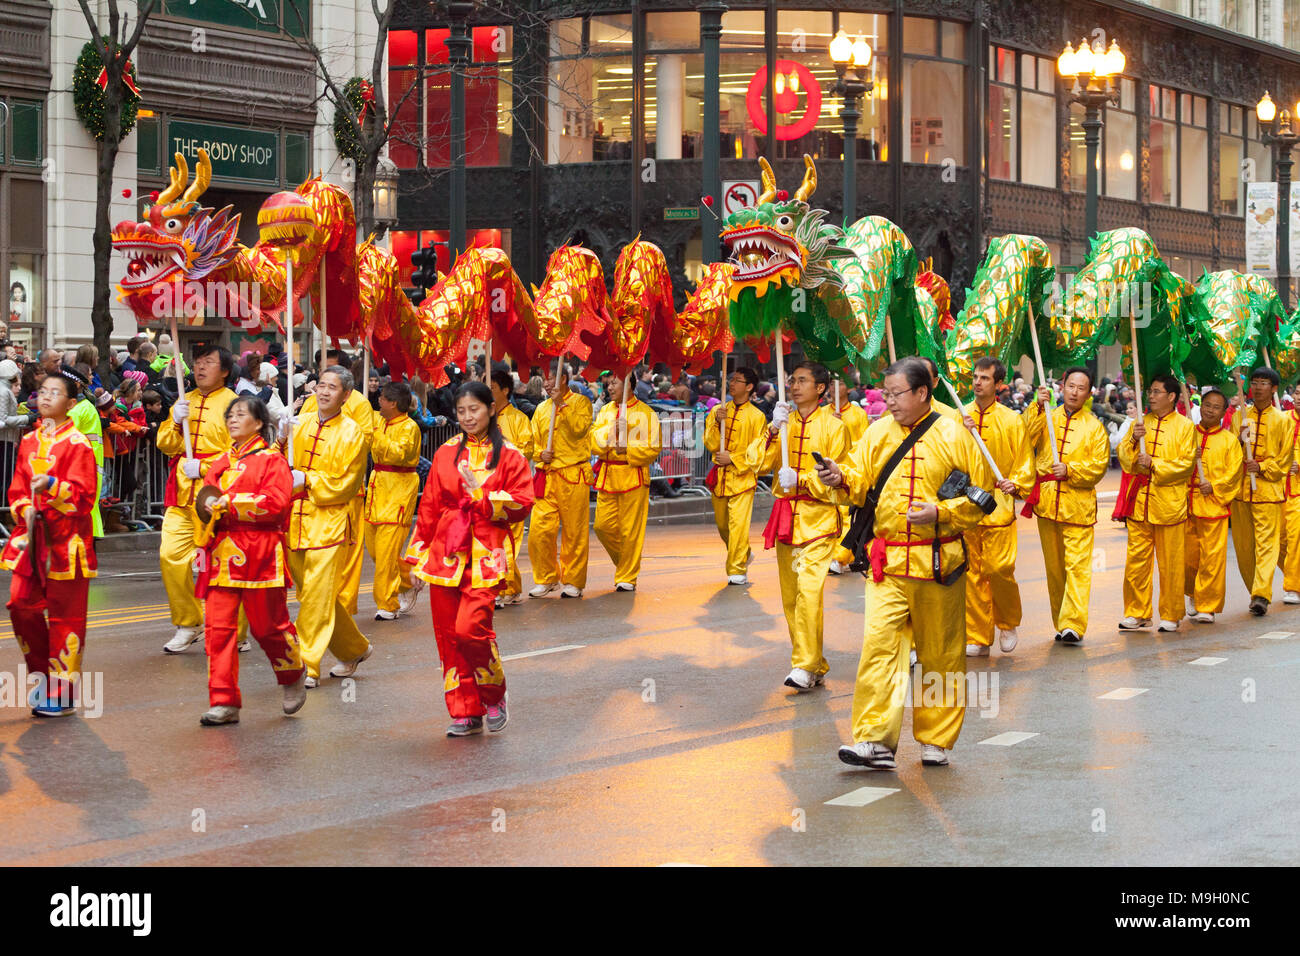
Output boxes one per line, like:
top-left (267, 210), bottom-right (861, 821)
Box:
top-left (72, 38), bottom-right (140, 141)
top-left (333, 77), bottom-right (372, 163)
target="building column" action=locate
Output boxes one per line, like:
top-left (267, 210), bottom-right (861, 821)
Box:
top-left (655, 54), bottom-right (684, 161)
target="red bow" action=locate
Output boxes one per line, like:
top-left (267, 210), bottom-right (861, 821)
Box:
top-left (95, 55), bottom-right (141, 97)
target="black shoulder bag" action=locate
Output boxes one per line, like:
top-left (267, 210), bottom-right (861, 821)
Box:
top-left (839, 411), bottom-right (940, 573)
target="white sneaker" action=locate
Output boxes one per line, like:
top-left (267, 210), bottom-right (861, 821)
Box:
top-left (374, 609), bottom-right (397, 621)
top-left (397, 587), bottom-right (421, 616)
top-left (1118, 616), bottom-right (1151, 630)
top-left (304, 675), bottom-right (319, 689)
top-left (828, 560), bottom-right (844, 576)
top-left (909, 649), bottom-right (918, 669)
top-left (1285, 591), bottom-right (1300, 605)
top-left (1191, 611), bottom-right (1215, 623)
top-left (529, 583), bottom-right (558, 598)
top-left (727, 574), bottom-right (748, 585)
top-left (236, 639), bottom-right (251, 653)
top-left (560, 584), bottom-right (582, 599)
top-left (783, 667), bottom-right (824, 692)
top-left (838, 741), bottom-right (897, 769)
top-left (1186, 598), bottom-right (1198, 618)
top-left (998, 627), bottom-right (1019, 653)
top-left (199, 705), bottom-right (240, 726)
top-left (502, 591), bottom-right (527, 606)
top-left (920, 744), bottom-right (950, 766)
top-left (615, 582), bottom-right (635, 592)
top-left (966, 643), bottom-right (990, 657)
top-left (494, 595), bottom-right (505, 609)
top-left (163, 626), bottom-right (202, 654)
top-left (1157, 619), bottom-right (1179, 632)
top-left (330, 643), bottom-right (373, 679)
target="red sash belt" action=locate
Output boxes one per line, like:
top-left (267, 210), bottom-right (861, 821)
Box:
top-left (868, 534), bottom-right (962, 583)
top-left (373, 464), bottom-right (416, 473)
top-left (705, 465), bottom-right (719, 491)
top-left (1020, 472), bottom-right (1065, 517)
top-left (762, 494), bottom-right (817, 549)
top-left (1111, 471), bottom-right (1149, 521)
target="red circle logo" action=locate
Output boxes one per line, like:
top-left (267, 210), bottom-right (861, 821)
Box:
top-left (746, 61), bottom-right (822, 142)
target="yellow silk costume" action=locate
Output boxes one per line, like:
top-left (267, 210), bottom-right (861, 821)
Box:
top-left (703, 399), bottom-right (767, 576)
top-left (1023, 401), bottom-right (1110, 636)
top-left (300, 389), bottom-right (374, 615)
top-left (287, 411), bottom-right (370, 679)
top-left (363, 412), bottom-right (421, 614)
top-left (1117, 411), bottom-right (1195, 623)
top-left (809, 410), bottom-right (988, 751)
top-left (496, 402), bottom-right (535, 596)
top-left (156, 386), bottom-right (237, 629)
top-left (591, 397), bottom-right (661, 587)
top-left (830, 401), bottom-right (871, 565)
top-left (747, 405), bottom-right (849, 675)
top-left (1184, 424), bottom-right (1242, 614)
top-left (1277, 409), bottom-right (1300, 593)
top-left (1231, 403), bottom-right (1294, 601)
top-left (962, 400), bottom-right (1035, 647)
top-left (528, 392), bottom-right (593, 589)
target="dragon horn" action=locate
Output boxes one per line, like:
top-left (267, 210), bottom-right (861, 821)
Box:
top-left (794, 154), bottom-right (817, 203)
top-left (757, 157), bottom-right (777, 204)
top-left (156, 152), bottom-right (189, 205)
top-left (182, 148), bottom-right (212, 204)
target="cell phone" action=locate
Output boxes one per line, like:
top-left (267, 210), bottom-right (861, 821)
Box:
top-left (811, 451), bottom-right (826, 467)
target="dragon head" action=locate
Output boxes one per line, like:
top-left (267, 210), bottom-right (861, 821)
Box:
top-left (720, 155), bottom-right (847, 302)
top-left (111, 148), bottom-right (241, 320)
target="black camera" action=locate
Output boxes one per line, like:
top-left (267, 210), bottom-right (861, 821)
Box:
top-left (937, 469), bottom-right (997, 515)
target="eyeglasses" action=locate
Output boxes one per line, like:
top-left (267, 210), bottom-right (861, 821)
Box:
top-left (881, 386), bottom-right (918, 403)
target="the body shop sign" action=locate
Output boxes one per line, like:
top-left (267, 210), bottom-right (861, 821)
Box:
top-left (169, 120), bottom-right (279, 186)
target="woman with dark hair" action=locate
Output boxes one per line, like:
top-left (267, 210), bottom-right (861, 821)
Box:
top-left (191, 394), bottom-right (306, 725)
top-left (405, 380), bottom-right (535, 736)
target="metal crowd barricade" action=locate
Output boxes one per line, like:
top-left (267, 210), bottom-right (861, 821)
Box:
top-left (652, 406), bottom-right (711, 498)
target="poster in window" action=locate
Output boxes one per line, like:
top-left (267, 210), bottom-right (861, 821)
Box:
top-left (1245, 181), bottom-right (1277, 277)
top-left (925, 117), bottom-right (944, 147)
top-left (8, 264), bottom-right (36, 325)
top-left (910, 118), bottom-right (923, 147)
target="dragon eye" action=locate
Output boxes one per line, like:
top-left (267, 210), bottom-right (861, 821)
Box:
top-left (775, 215), bottom-right (793, 229)
top-left (164, 218), bottom-right (183, 235)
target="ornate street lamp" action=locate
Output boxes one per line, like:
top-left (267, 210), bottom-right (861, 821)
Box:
top-left (829, 30), bottom-right (874, 223)
top-left (1058, 37), bottom-right (1126, 250)
top-left (1257, 91), bottom-right (1300, 310)
top-left (372, 156), bottom-right (399, 238)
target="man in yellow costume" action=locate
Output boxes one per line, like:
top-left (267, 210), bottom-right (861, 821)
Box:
top-left (365, 380), bottom-right (421, 621)
top-left (1278, 389), bottom-right (1300, 605)
top-left (591, 374), bottom-right (662, 592)
top-left (960, 357), bottom-right (1034, 656)
top-left (299, 349), bottom-right (374, 617)
top-left (1184, 388), bottom-right (1241, 623)
top-left (811, 356), bottom-right (990, 769)
top-left (827, 375), bottom-right (870, 575)
top-left (747, 360), bottom-right (849, 691)
top-left (528, 364), bottom-right (592, 599)
top-left (158, 345), bottom-right (237, 654)
top-left (1115, 374), bottom-right (1195, 632)
top-left (1022, 366), bottom-right (1110, 645)
top-left (703, 366), bottom-right (767, 585)
top-left (284, 366), bottom-right (372, 686)
top-left (1231, 366), bottom-right (1295, 616)
top-left (491, 368), bottom-right (535, 605)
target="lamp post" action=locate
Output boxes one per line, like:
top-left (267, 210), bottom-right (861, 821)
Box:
top-left (828, 30), bottom-right (873, 223)
top-left (1057, 38), bottom-right (1126, 250)
top-left (1257, 92), bottom-right (1300, 311)
top-left (372, 156), bottom-right (399, 241)
top-left (444, 1), bottom-right (474, 258)
top-left (701, 2), bottom-right (727, 264)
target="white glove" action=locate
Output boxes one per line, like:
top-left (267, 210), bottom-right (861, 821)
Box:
top-left (171, 399), bottom-right (190, 423)
top-left (291, 469), bottom-right (306, 492)
top-left (771, 401), bottom-right (791, 429)
top-left (181, 458), bottom-right (201, 479)
top-left (277, 415), bottom-right (299, 441)
top-left (778, 465), bottom-right (798, 492)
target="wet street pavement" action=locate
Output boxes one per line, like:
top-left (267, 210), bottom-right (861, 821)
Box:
top-left (1, 484), bottom-right (1297, 866)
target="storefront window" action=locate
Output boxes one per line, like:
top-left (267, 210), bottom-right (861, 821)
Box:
top-left (3, 98), bottom-right (45, 352)
top-left (1149, 85), bottom-right (1178, 206)
top-left (1180, 92), bottom-right (1209, 211)
top-left (988, 47), bottom-right (1054, 187)
top-left (390, 229), bottom-right (512, 285)
top-left (1069, 80), bottom-right (1135, 199)
top-left (548, 14), bottom-right (635, 163)
top-left (903, 18), bottom-right (965, 166)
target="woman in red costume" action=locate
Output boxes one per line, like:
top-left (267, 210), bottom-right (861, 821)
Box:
top-left (1, 366), bottom-right (98, 717)
top-left (406, 381), bottom-right (534, 737)
top-left (194, 395), bottom-right (306, 726)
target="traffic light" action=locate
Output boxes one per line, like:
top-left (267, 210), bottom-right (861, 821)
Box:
top-left (409, 241), bottom-right (440, 290)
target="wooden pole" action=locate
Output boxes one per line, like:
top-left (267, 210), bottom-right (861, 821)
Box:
top-left (362, 334), bottom-right (371, 401)
top-left (546, 353), bottom-right (564, 453)
top-left (718, 351), bottom-right (728, 450)
top-left (1026, 300), bottom-right (1059, 464)
top-left (168, 315), bottom-right (192, 459)
top-left (1235, 369), bottom-right (1257, 493)
top-left (619, 373), bottom-right (630, 449)
top-left (318, 259), bottom-right (327, 372)
top-left (885, 319), bottom-right (897, 364)
top-left (285, 255), bottom-right (295, 468)
top-left (774, 329), bottom-right (790, 479)
top-left (942, 377), bottom-right (1004, 482)
top-left (1128, 312), bottom-right (1147, 455)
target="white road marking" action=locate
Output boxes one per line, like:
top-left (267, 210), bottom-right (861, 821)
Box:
top-left (1257, 631), bottom-right (1295, 640)
top-left (978, 731), bottom-right (1039, 746)
top-left (1097, 687), bottom-right (1149, 700)
top-left (501, 644), bottom-right (586, 662)
top-left (1189, 656), bottom-right (1227, 666)
top-left (825, 786), bottom-right (900, 807)
top-left (1097, 490), bottom-right (1118, 500)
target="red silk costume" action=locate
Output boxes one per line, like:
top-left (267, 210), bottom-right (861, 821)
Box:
top-left (0, 420), bottom-right (98, 703)
top-left (407, 434), bottom-right (534, 718)
top-left (196, 436), bottom-right (303, 707)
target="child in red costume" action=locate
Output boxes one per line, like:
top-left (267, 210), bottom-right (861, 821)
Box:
top-left (406, 381), bottom-right (534, 736)
top-left (194, 395), bottom-right (306, 725)
top-left (0, 367), bottom-right (98, 717)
